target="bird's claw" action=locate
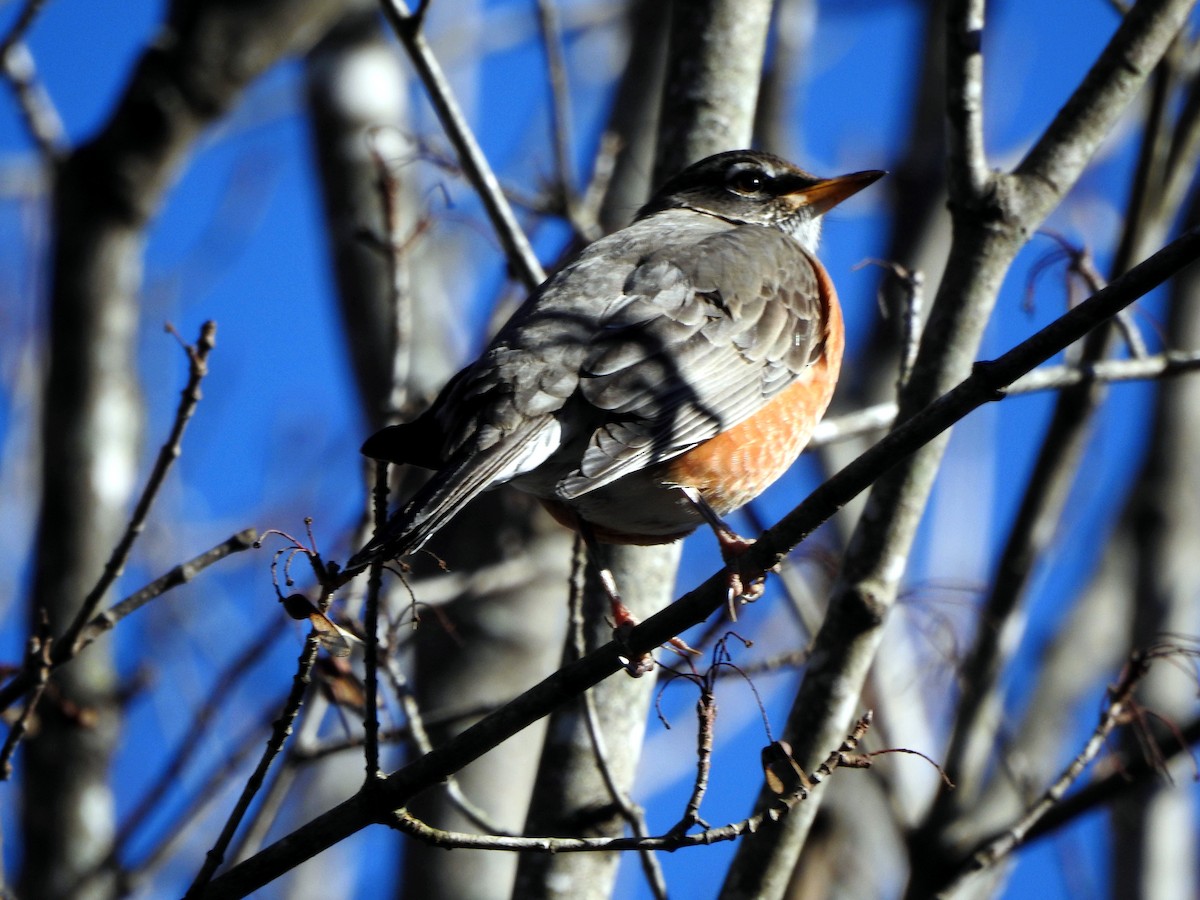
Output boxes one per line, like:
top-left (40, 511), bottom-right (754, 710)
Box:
top-left (612, 600), bottom-right (655, 677)
top-left (716, 530), bottom-right (775, 620)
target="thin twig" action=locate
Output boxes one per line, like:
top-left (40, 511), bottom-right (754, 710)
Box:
top-left (0, 0), bottom-right (64, 159)
top-left (367, 134), bottom-right (416, 420)
top-left (112, 618), bottom-right (286, 856)
top-left (1023, 713), bottom-right (1200, 842)
top-left (363, 463), bottom-right (389, 778)
top-left (574, 131), bottom-right (623, 242)
top-left (581, 663), bottom-right (669, 899)
top-left (535, 0), bottom-right (577, 213)
top-left (809, 349), bottom-right (1200, 448)
top-left (290, 726), bottom-right (413, 763)
top-left (0, 529), bottom-right (258, 714)
top-left (860, 259), bottom-right (926, 391)
top-left (669, 692), bottom-right (716, 836)
top-left (114, 700), bottom-right (288, 898)
top-left (62, 321), bottom-right (219, 657)
top-left (0, 612), bottom-right (51, 779)
top-left (1161, 51), bottom-right (1200, 217)
top-left (80, 529), bottom-right (259, 649)
top-left (942, 649), bottom-right (1162, 891)
top-left (566, 536), bottom-right (667, 898)
top-left (379, 654), bottom-right (511, 835)
top-left (377, 0), bottom-right (545, 289)
top-left (0, 0), bottom-right (50, 55)
top-left (228, 691), bottom-right (331, 866)
top-left (385, 714), bottom-right (873, 853)
top-left (184, 633), bottom-right (322, 897)
top-left (1066, 242), bottom-right (1147, 357)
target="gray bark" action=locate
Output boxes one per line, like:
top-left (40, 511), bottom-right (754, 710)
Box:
top-left (22, 2), bottom-right (345, 897)
top-left (722, 2), bottom-right (1197, 897)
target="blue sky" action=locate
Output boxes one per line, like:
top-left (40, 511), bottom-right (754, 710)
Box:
top-left (0, 0), bottom-right (1192, 897)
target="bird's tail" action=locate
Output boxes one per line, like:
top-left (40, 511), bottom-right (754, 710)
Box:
top-left (346, 450), bottom-right (490, 571)
top-left (346, 419), bottom-right (558, 573)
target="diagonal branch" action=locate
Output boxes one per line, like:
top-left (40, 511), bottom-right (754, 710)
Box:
top-left (59, 321), bottom-right (218, 657)
top-left (0, 529), bottom-right (258, 713)
top-left (377, 0), bottom-right (545, 289)
top-left (198, 223), bottom-right (1200, 900)
top-left (1015, 0), bottom-right (1197, 216)
top-left (939, 647), bottom-right (1174, 896)
top-left (722, 4), bottom-right (1196, 895)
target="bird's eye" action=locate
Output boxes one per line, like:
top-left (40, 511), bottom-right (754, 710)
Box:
top-left (727, 167), bottom-right (770, 195)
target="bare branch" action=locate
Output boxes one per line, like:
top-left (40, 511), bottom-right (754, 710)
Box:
top-left (200, 226), bottom-right (1200, 900)
top-left (1015, 0), bottom-right (1196, 215)
top-left (0, 40), bottom-right (63, 160)
top-left (580, 657), bottom-right (669, 899)
top-left (940, 649), bottom-right (1169, 894)
top-left (377, 0), bottom-right (545, 288)
top-left (363, 464), bottom-right (388, 779)
top-left (380, 651), bottom-right (512, 836)
top-left (536, 0), bottom-right (576, 204)
top-left (60, 321), bottom-right (218, 657)
top-left (1025, 714), bottom-right (1200, 842)
top-left (0, 529), bottom-right (258, 714)
top-left (811, 350), bottom-right (1200, 447)
top-left (184, 634), bottom-right (322, 897)
top-left (116, 700), bottom-right (288, 896)
top-left (944, 0), bottom-right (988, 197)
top-left (0, 0), bottom-right (64, 158)
top-left (0, 613), bottom-right (51, 779)
top-left (111, 619), bottom-right (287, 857)
top-left (383, 714), bottom-right (873, 854)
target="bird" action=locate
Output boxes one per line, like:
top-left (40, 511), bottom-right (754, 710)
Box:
top-left (349, 150), bottom-right (882, 620)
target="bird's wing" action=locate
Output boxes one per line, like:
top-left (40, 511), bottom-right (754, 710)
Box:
top-left (352, 250), bottom-right (615, 564)
top-left (556, 224), bottom-right (828, 499)
top-left (354, 216), bottom-right (828, 554)
top-left (348, 415), bottom-right (562, 567)
top-left (360, 367), bottom-right (476, 470)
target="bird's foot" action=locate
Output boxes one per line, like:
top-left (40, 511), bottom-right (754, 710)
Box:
top-left (678, 487), bottom-right (773, 619)
top-left (610, 598), bottom-right (656, 677)
top-left (607, 579), bottom-right (698, 675)
top-left (598, 565), bottom-right (655, 676)
top-left (715, 528), bottom-right (770, 620)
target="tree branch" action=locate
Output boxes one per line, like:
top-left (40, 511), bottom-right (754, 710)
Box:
top-left (199, 223), bottom-right (1200, 900)
top-left (377, 0), bottom-right (545, 289)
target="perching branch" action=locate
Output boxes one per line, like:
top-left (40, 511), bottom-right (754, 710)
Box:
top-left (200, 220), bottom-right (1200, 900)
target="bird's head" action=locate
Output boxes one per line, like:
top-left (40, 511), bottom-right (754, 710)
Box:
top-left (639, 150), bottom-right (884, 254)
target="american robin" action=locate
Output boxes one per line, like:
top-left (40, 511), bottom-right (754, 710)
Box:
top-left (350, 150), bottom-right (882, 603)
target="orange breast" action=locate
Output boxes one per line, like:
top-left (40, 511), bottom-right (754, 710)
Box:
top-left (659, 260), bottom-right (844, 515)
top-left (539, 259), bottom-right (844, 544)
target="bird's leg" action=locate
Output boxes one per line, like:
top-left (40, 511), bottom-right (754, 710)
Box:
top-left (576, 521), bottom-right (634, 632)
top-left (577, 521), bottom-right (656, 676)
top-left (678, 486), bottom-right (770, 617)
top-left (577, 520), bottom-right (699, 675)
